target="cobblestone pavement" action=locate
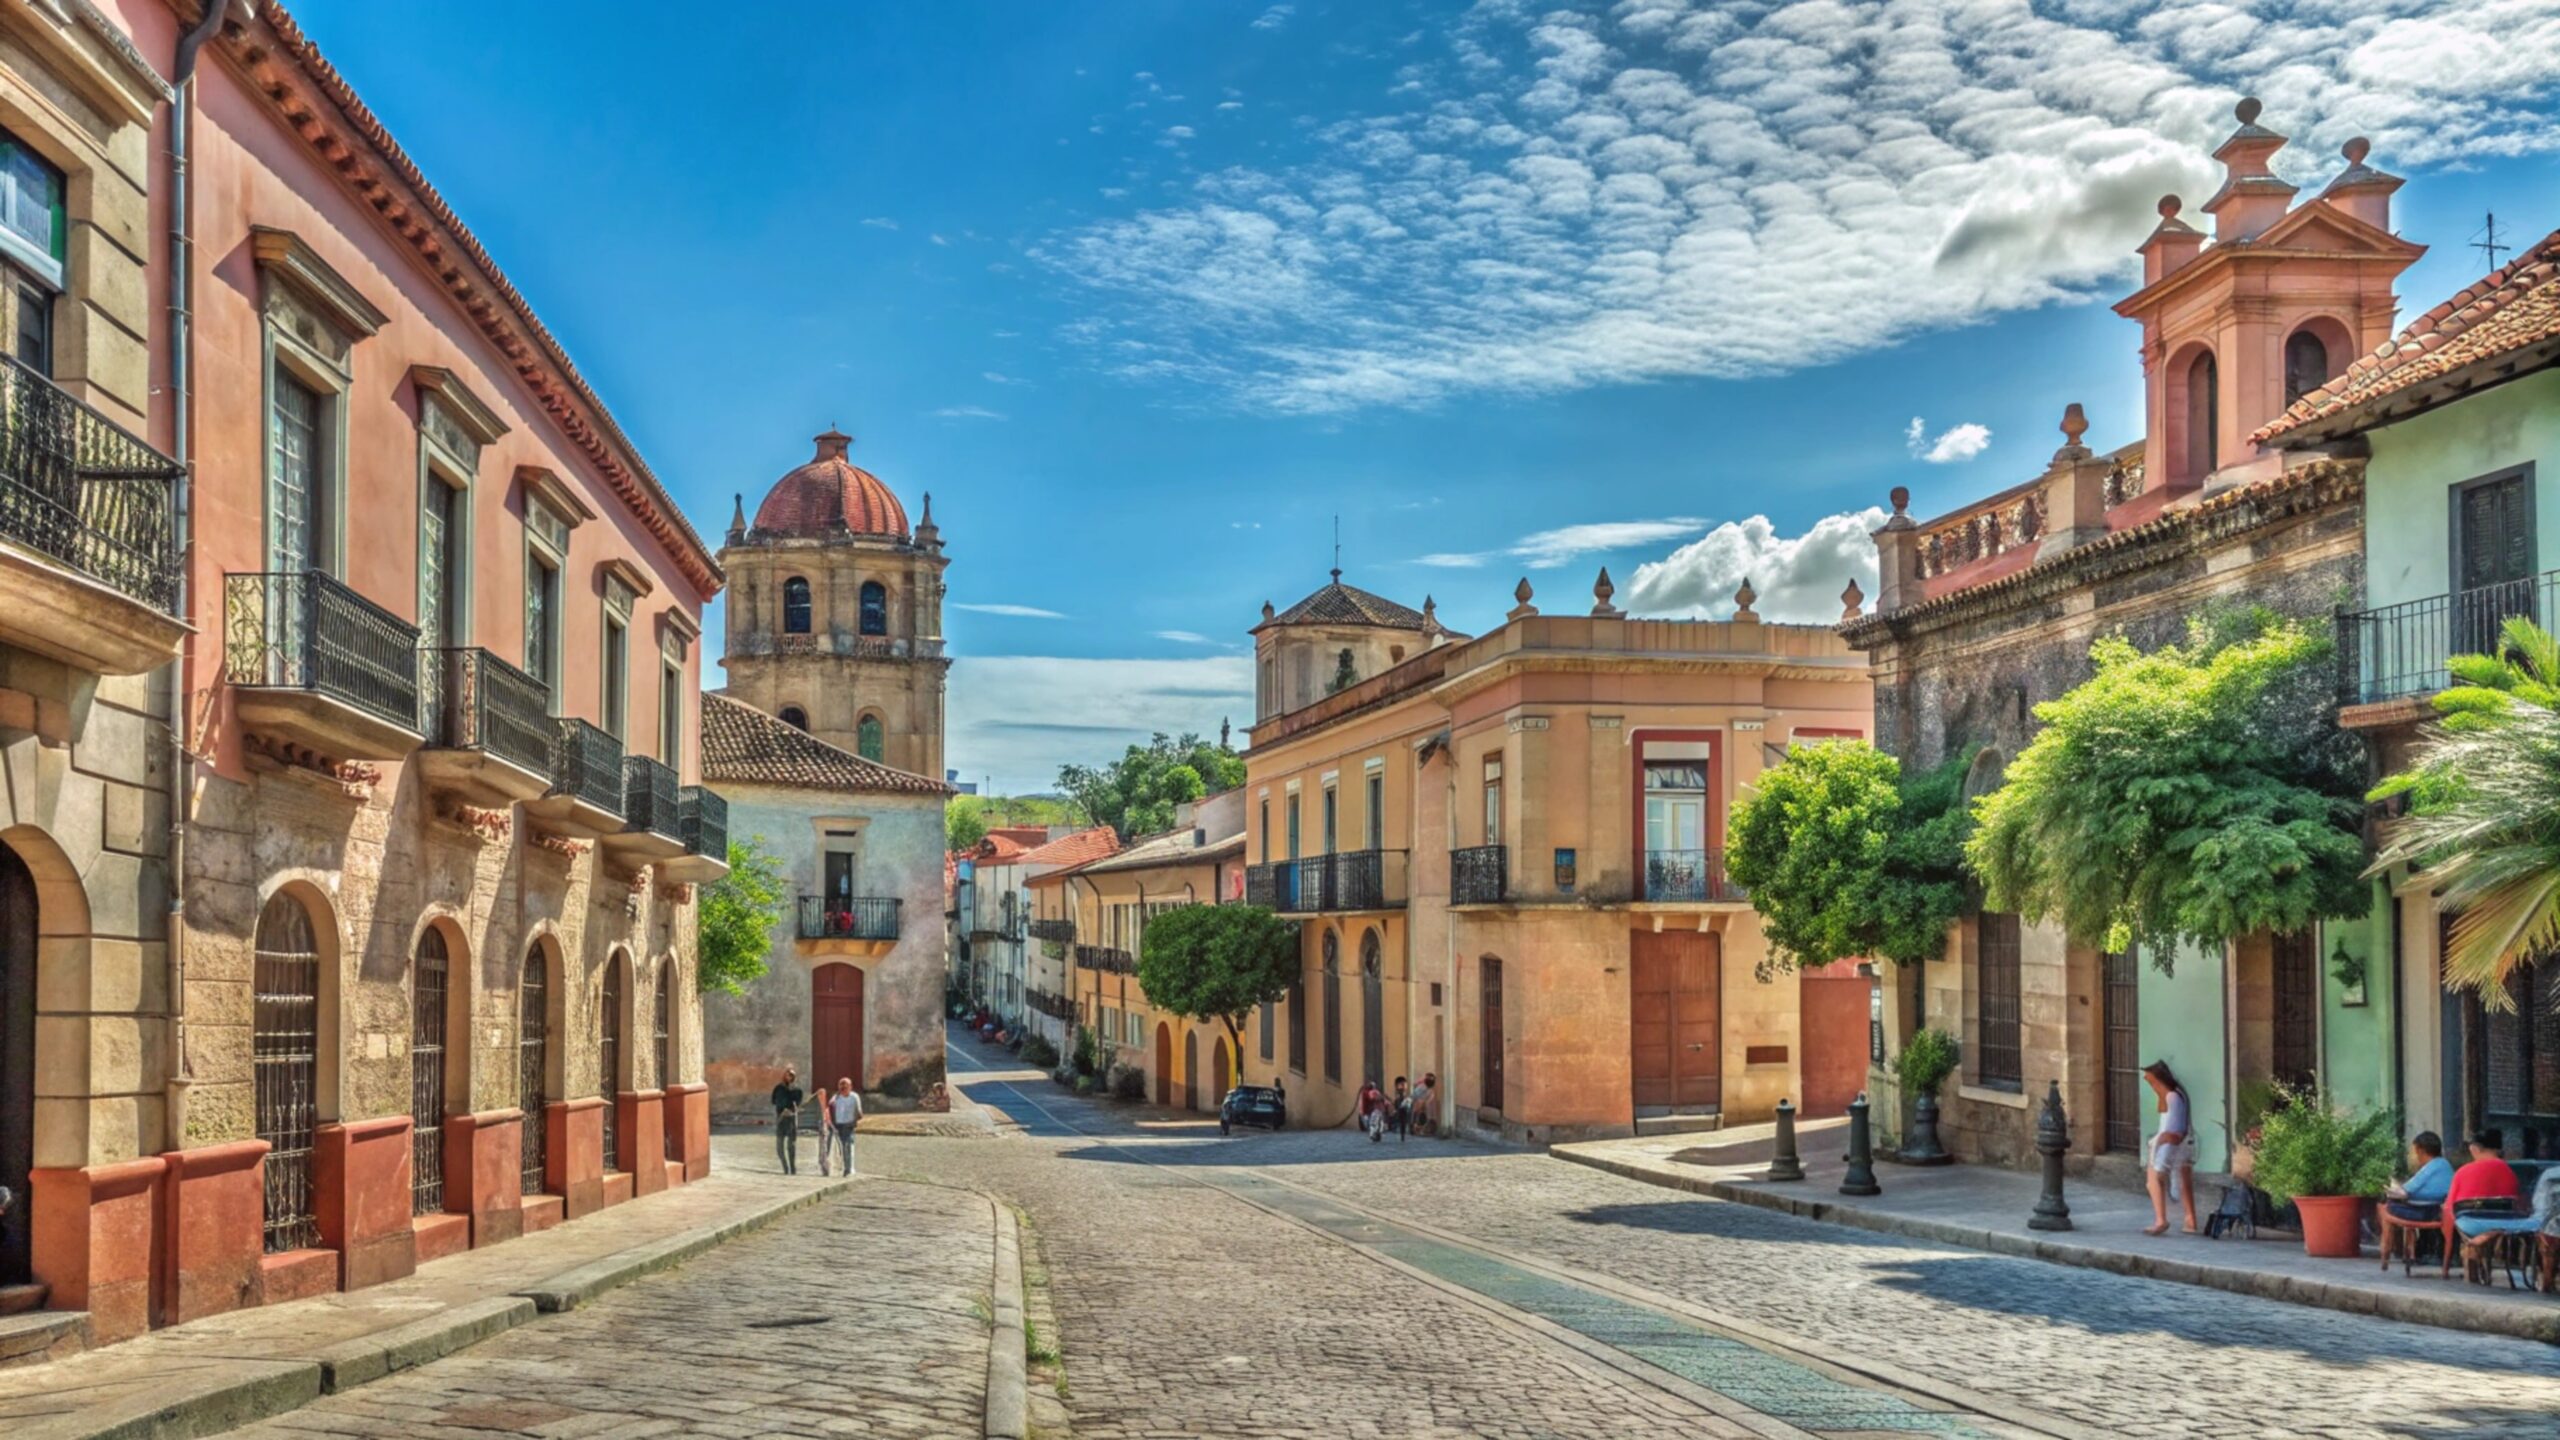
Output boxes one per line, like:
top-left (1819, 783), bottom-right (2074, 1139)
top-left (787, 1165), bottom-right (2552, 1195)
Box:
top-left (223, 1155), bottom-right (994, 1440)
top-left (1152, 1128), bottom-right (2560, 1439)
top-left (888, 1038), bottom-right (1986, 1440)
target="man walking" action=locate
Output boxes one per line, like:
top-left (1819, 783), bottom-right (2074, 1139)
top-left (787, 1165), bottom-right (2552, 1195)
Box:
top-left (825, 1077), bottom-right (863, 1177)
top-left (771, 1066), bottom-right (806, 1174)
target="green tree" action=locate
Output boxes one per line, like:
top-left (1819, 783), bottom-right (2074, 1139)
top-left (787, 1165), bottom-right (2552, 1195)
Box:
top-left (697, 835), bottom-right (789, 996)
top-left (1967, 610), bottom-right (2366, 965)
top-left (1058, 732), bottom-right (1248, 840)
top-left (1726, 739), bottom-right (1975, 973)
top-left (947, 795), bottom-right (990, 853)
top-left (1134, 903), bottom-right (1299, 1070)
top-left (2370, 617), bottom-right (2560, 1003)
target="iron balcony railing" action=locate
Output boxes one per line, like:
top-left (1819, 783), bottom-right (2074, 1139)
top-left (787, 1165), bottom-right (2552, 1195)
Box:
top-left (621, 755), bottom-right (680, 841)
top-left (679, 785), bottom-right (727, 862)
top-left (224, 570), bottom-right (422, 733)
top-left (2337, 571), bottom-right (2560, 706)
top-left (1026, 988), bottom-right (1077, 1021)
top-left (800, 895), bottom-right (900, 942)
top-left (1451, 844), bottom-right (1508, 905)
top-left (1245, 850), bottom-right (1408, 913)
top-left (548, 717), bottom-right (624, 816)
top-left (1027, 917), bottom-right (1076, 943)
top-left (423, 647), bottom-right (551, 774)
top-left (0, 352), bottom-right (183, 612)
top-left (1643, 847), bottom-right (1743, 903)
top-left (1075, 943), bottom-right (1135, 974)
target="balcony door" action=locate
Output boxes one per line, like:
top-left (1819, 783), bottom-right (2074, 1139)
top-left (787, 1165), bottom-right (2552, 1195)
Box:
top-left (268, 372), bottom-right (325, 576)
top-left (2452, 468), bottom-right (2535, 657)
top-left (1643, 758), bottom-right (1709, 900)
top-left (419, 478), bottom-right (460, 652)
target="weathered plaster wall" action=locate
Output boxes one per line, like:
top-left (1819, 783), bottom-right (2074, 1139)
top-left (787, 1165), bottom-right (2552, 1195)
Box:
top-left (2363, 368), bottom-right (2560, 611)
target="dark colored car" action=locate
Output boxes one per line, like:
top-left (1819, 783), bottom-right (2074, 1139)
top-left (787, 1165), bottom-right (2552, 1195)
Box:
top-left (1220, 1085), bottom-right (1287, 1136)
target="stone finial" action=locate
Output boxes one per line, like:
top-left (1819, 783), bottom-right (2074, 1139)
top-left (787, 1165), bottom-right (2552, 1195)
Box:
top-left (2158, 194), bottom-right (2181, 222)
top-left (1261, 600), bottom-right (1276, 623)
top-left (1840, 578), bottom-right (1865, 621)
top-left (1732, 576), bottom-right (1758, 620)
top-left (1889, 486), bottom-right (1910, 518)
top-left (1421, 595), bottom-right (1439, 631)
top-left (2053, 402), bottom-right (2092, 462)
top-left (1507, 577), bottom-right (1537, 621)
top-left (2343, 136), bottom-right (2370, 165)
top-left (1591, 567), bottom-right (1621, 617)
top-left (915, 490), bottom-right (942, 549)
top-left (727, 492), bottom-right (746, 541)
top-left (2234, 96), bottom-right (2262, 126)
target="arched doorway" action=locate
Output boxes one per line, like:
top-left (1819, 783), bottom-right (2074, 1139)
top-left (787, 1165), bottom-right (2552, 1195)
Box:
top-left (1182, 1030), bottom-right (1198, 1111)
top-left (1360, 929), bottom-right (1384, 1086)
top-left (812, 963), bottom-right (865, 1094)
top-left (254, 893), bottom-right (324, 1252)
top-left (600, 953), bottom-right (627, 1174)
top-left (411, 926), bottom-right (451, 1215)
top-left (1154, 1022), bottom-right (1173, 1106)
top-left (1213, 1037), bottom-right (1232, 1105)
top-left (519, 941), bottom-right (550, 1197)
top-left (1321, 931), bottom-right (1341, 1084)
top-left (1, 841), bottom-right (36, 1286)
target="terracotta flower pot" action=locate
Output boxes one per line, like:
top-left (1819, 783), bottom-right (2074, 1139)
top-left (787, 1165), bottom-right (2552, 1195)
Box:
top-left (2293, 1193), bottom-right (2363, 1258)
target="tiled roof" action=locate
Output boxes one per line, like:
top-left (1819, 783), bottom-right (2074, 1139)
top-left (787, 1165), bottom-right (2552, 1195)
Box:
top-left (1263, 572), bottom-right (1428, 630)
top-left (699, 694), bottom-right (950, 794)
top-left (1020, 827), bottom-right (1124, 879)
top-left (750, 430), bottom-right (911, 539)
top-left (2259, 225), bottom-right (2560, 443)
top-left (1076, 825), bottom-right (1247, 876)
top-left (989, 827), bottom-right (1054, 848)
top-left (974, 834), bottom-right (1032, 863)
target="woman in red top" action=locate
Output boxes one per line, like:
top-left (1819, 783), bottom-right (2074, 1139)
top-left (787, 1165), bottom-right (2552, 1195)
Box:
top-left (2448, 1128), bottom-right (2520, 1207)
top-left (1356, 1081), bottom-right (1389, 1143)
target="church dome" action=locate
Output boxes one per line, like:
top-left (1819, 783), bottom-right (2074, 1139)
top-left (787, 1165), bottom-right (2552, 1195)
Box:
top-left (750, 429), bottom-right (910, 540)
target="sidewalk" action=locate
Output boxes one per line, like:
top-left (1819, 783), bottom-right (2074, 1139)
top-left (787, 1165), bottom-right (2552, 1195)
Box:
top-left (1554, 1119), bottom-right (2560, 1344)
top-left (0, 1135), bottom-right (854, 1440)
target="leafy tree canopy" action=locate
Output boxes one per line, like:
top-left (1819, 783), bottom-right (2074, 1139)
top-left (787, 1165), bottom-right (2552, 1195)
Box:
top-left (947, 796), bottom-right (990, 853)
top-left (1059, 732), bottom-right (1247, 841)
top-left (1726, 739), bottom-right (1975, 972)
top-left (946, 793), bottom-right (1090, 854)
top-left (1966, 609), bottom-right (2366, 965)
top-left (1134, 903), bottom-right (1299, 1065)
top-left (698, 836), bottom-right (789, 995)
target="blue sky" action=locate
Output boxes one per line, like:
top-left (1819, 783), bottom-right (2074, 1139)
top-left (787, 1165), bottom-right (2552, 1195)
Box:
top-left (294, 0), bottom-right (2560, 793)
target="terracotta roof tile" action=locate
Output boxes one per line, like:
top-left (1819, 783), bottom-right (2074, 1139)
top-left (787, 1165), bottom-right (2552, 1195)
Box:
top-left (750, 430), bottom-right (911, 539)
top-left (1261, 573), bottom-right (1427, 630)
top-left (699, 694), bottom-right (951, 794)
top-left (2259, 225), bottom-right (2560, 442)
top-left (1020, 828), bottom-right (1124, 881)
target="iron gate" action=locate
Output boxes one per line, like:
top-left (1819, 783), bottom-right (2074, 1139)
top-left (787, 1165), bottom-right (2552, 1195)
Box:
top-left (254, 896), bottom-right (321, 1253)
top-left (2272, 930), bottom-right (2317, 1092)
top-left (1360, 930), bottom-right (1384, 1086)
top-left (2103, 948), bottom-right (2141, 1153)
top-left (600, 958), bottom-right (623, 1173)
top-left (655, 961), bottom-right (673, 1090)
top-left (520, 945), bottom-right (548, 1196)
top-left (411, 929), bottom-right (448, 1214)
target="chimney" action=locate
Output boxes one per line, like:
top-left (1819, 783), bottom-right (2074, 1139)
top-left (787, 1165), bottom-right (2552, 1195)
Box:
top-left (2201, 98), bottom-right (2296, 243)
top-left (2034, 404), bottom-right (2115, 560)
top-left (2318, 136), bottom-right (2402, 233)
top-left (2140, 196), bottom-right (2206, 285)
top-left (1873, 487), bottom-right (1919, 613)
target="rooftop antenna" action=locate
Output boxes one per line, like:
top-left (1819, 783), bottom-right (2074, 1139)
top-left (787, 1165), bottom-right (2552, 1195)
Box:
top-left (1331, 515), bottom-right (1341, 581)
top-left (2474, 213), bottom-right (2512, 271)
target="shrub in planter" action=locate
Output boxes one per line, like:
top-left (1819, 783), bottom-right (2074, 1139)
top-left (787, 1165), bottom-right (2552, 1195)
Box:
top-left (1018, 1034), bottom-right (1058, 1069)
top-left (1113, 1067), bottom-right (1147, 1102)
top-left (1893, 1027), bottom-right (1959, 1164)
top-left (2250, 1086), bottom-right (2398, 1257)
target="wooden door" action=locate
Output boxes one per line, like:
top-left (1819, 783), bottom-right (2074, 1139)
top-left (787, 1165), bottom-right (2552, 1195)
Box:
top-left (1797, 967), bottom-right (1867, 1118)
top-left (2271, 930), bottom-right (2317, 1092)
top-left (1155, 1022), bottom-right (1172, 1106)
top-left (2452, 470), bottom-right (2534, 656)
top-left (2103, 947), bottom-right (2141, 1153)
top-left (599, 957), bottom-right (624, 1172)
top-left (0, 844), bottom-right (34, 1285)
top-left (1360, 930), bottom-right (1385, 1086)
top-left (811, 963), bottom-right (865, 1093)
top-left (1479, 957), bottom-right (1504, 1114)
top-left (1631, 930), bottom-right (1721, 1113)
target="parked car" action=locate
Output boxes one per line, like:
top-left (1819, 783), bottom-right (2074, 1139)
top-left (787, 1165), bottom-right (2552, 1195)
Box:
top-left (1220, 1085), bottom-right (1287, 1136)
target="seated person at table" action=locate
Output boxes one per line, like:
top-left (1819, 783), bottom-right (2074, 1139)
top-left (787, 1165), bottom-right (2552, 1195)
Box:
top-left (2449, 1128), bottom-right (2520, 1211)
top-left (2455, 1164), bottom-right (2560, 1271)
top-left (2375, 1132), bottom-right (2455, 1269)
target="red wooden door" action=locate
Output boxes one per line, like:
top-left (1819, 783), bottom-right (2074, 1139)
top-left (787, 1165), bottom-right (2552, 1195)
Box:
top-left (1631, 931), bottom-right (1721, 1112)
top-left (1183, 1031), bottom-right (1198, 1111)
top-left (811, 964), bottom-right (865, 1092)
top-left (1797, 968), bottom-right (1869, 1118)
top-left (1154, 1023), bottom-right (1172, 1106)
top-left (1480, 957), bottom-right (1504, 1114)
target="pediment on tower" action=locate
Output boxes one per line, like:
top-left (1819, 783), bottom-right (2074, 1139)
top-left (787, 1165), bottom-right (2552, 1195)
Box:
top-left (2247, 198), bottom-right (2425, 262)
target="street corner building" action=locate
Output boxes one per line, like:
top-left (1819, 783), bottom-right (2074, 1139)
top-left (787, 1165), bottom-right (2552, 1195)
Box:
top-left (1843, 100), bottom-right (2417, 1175)
top-left (1, 0), bottom-right (726, 1347)
top-left (697, 695), bottom-right (952, 1120)
top-left (965, 823), bottom-right (1122, 1053)
top-left (1241, 568), bottom-right (1877, 1144)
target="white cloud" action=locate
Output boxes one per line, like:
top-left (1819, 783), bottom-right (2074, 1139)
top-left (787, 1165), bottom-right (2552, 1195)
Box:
top-left (860, 217), bottom-right (899, 230)
top-left (1624, 509), bottom-right (1888, 624)
top-left (1418, 516), bottom-right (1710, 570)
top-left (932, 405), bottom-right (1007, 420)
top-left (1907, 417), bottom-right (1993, 464)
top-left (1218, 101), bottom-right (1245, 111)
top-left (1252, 4), bottom-right (1293, 31)
top-left (1166, 125), bottom-right (1197, 141)
top-left (1155, 630), bottom-right (1219, 645)
top-left (950, 655), bottom-right (1255, 792)
top-left (982, 371), bottom-right (1023, 385)
top-left (1037, 1), bottom-right (2560, 414)
top-left (930, 233), bottom-right (951, 247)
top-left (953, 603), bottom-right (1069, 619)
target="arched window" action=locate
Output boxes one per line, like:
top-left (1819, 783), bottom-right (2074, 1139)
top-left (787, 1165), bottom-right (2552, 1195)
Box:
top-left (254, 894), bottom-right (322, 1252)
top-left (2284, 328), bottom-right (2331, 408)
top-left (779, 705), bottom-right (809, 731)
top-left (1286, 977), bottom-right (1307, 1073)
top-left (1321, 930), bottom-right (1342, 1083)
top-left (600, 953), bottom-right (626, 1173)
top-left (1962, 748), bottom-right (2008, 803)
top-left (782, 576), bottom-right (812, 634)
top-left (655, 959), bottom-right (675, 1089)
top-left (519, 941), bottom-right (549, 1198)
top-left (859, 581), bottom-right (888, 637)
top-left (857, 714), bottom-right (885, 762)
top-left (2183, 349), bottom-right (2219, 480)
top-left (411, 926), bottom-right (450, 1215)
top-left (1360, 929), bottom-right (1384, 1086)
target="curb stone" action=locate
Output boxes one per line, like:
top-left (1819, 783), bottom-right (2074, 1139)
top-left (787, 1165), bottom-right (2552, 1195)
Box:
top-left (510, 1179), bottom-right (849, 1313)
top-left (310, 1296), bottom-right (535, 1392)
top-left (1551, 1146), bottom-right (2560, 1345)
top-left (985, 1202), bottom-right (1029, 1440)
top-left (20, 1362), bottom-right (320, 1440)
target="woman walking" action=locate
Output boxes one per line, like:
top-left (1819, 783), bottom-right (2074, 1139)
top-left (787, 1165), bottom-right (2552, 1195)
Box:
top-left (2141, 1060), bottom-right (2198, 1236)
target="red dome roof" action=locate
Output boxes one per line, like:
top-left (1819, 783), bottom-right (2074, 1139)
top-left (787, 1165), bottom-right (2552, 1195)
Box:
top-left (751, 430), bottom-right (910, 539)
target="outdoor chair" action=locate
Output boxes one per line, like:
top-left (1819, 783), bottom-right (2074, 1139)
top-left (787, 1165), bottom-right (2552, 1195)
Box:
top-left (2447, 1197), bottom-right (2516, 1281)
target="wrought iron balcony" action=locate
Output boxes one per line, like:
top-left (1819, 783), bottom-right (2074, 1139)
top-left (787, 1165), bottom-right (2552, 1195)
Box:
top-left (2338, 572), bottom-right (2560, 707)
top-left (604, 754), bottom-right (684, 860)
top-left (663, 785), bottom-right (729, 883)
top-left (1451, 844), bottom-right (1508, 905)
top-left (223, 569), bottom-right (423, 757)
top-left (1027, 917), bottom-right (1075, 944)
top-left (1642, 847), bottom-right (1742, 903)
top-left (0, 352), bottom-right (183, 637)
top-left (800, 895), bottom-right (900, 943)
top-left (1246, 851), bottom-right (1406, 913)
top-left (550, 718), bottom-right (623, 810)
top-left (417, 647), bottom-right (551, 802)
top-left (1027, 988), bottom-right (1077, 1022)
top-left (1075, 943), bottom-right (1135, 974)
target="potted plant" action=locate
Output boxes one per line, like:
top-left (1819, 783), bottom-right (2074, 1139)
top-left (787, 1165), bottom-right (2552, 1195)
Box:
top-left (2249, 1086), bottom-right (2399, 1257)
top-left (1894, 1027), bottom-right (1959, 1165)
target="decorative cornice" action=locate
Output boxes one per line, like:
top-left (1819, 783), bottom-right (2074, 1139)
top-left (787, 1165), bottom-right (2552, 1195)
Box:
top-left (221, 2), bottom-right (723, 599)
top-left (251, 226), bottom-right (388, 338)
top-left (529, 832), bottom-right (587, 860)
top-left (516, 465), bottom-right (597, 526)
top-left (408, 364), bottom-right (510, 445)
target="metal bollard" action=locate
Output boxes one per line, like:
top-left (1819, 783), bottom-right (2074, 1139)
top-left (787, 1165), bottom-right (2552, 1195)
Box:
top-left (1767, 1098), bottom-right (1804, 1182)
top-left (1840, 1092), bottom-right (1881, 1196)
top-left (2029, 1079), bottom-right (2073, 1231)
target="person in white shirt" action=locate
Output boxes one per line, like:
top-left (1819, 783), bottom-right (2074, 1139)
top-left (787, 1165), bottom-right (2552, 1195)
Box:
top-left (825, 1078), bottom-right (863, 1177)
